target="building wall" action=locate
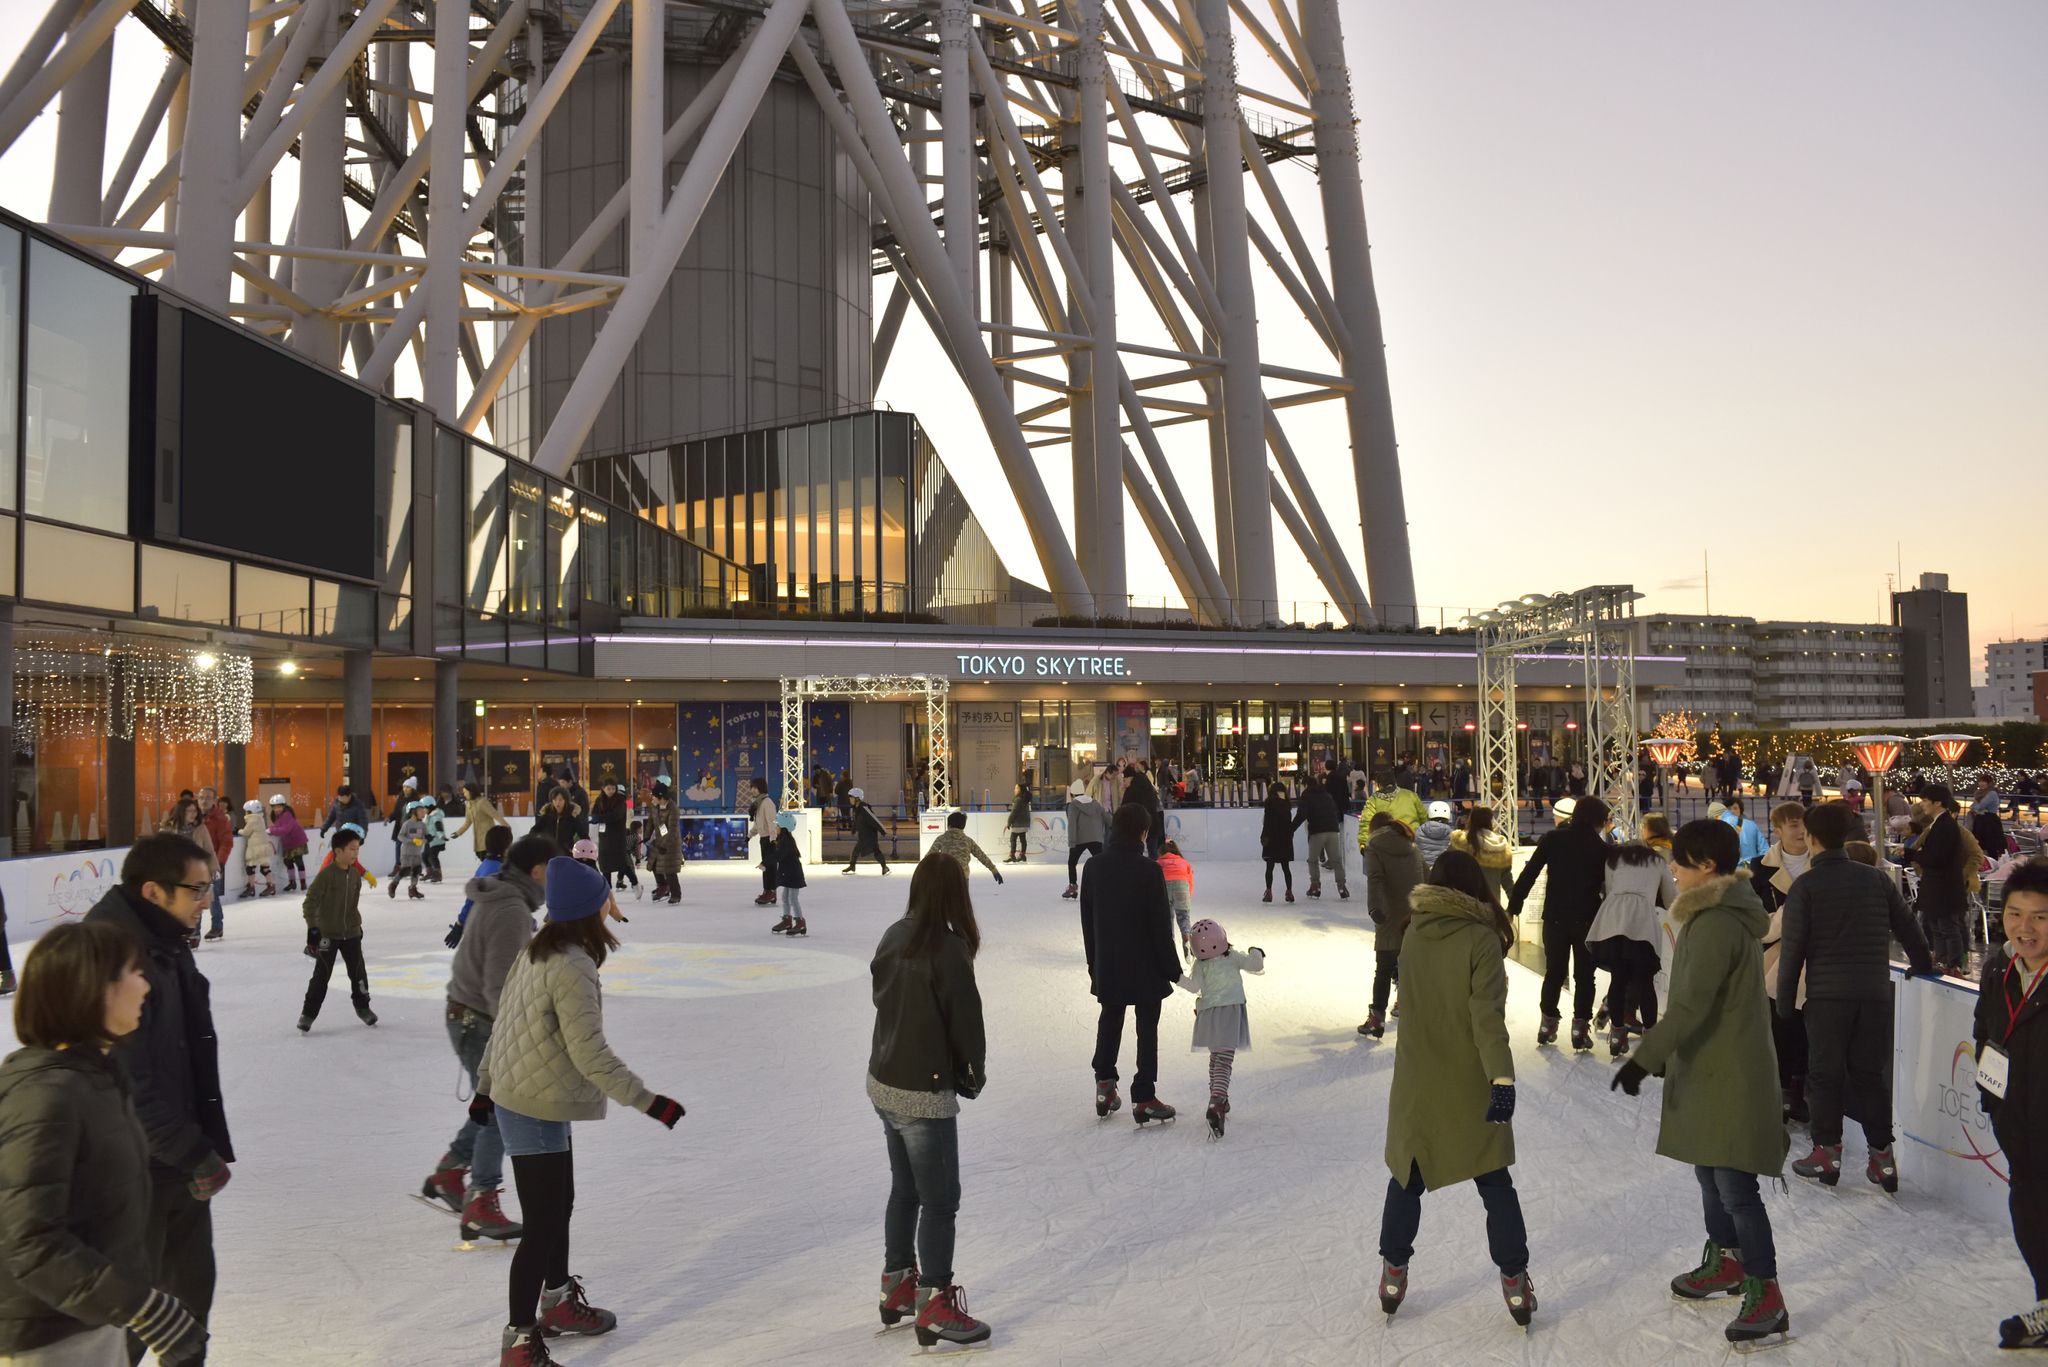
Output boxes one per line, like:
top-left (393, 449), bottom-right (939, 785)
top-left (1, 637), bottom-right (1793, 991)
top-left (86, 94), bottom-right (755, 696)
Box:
top-left (1891, 573), bottom-right (1971, 718)
top-left (1634, 614), bottom-right (1904, 728)
top-left (1982, 640), bottom-right (2048, 718)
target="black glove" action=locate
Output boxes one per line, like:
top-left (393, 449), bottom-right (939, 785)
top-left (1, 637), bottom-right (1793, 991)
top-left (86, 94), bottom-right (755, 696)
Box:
top-left (955, 1067), bottom-right (985, 1101)
top-left (444, 921), bottom-right (464, 949)
top-left (645, 1095), bottom-right (685, 1129)
top-left (993, 871), bottom-right (1004, 884)
top-left (188, 1155), bottom-right (231, 1202)
top-left (1611, 1060), bottom-right (1648, 1096)
top-left (1484, 1083), bottom-right (1515, 1125)
top-left (127, 1289), bottom-right (206, 1366)
top-left (468, 1094), bottom-right (495, 1127)
top-left (303, 928), bottom-right (320, 959)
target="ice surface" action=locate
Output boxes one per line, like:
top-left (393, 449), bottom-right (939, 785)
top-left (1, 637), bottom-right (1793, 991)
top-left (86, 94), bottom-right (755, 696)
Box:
top-left (8, 857), bottom-right (2030, 1365)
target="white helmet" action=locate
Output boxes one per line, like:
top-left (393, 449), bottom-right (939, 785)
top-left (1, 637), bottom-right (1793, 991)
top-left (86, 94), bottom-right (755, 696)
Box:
top-left (1427, 800), bottom-right (1453, 822)
top-left (266, 793), bottom-right (287, 807)
top-left (242, 799), bottom-right (263, 813)
top-left (848, 787), bottom-right (865, 801)
top-left (1553, 796), bottom-right (1578, 820)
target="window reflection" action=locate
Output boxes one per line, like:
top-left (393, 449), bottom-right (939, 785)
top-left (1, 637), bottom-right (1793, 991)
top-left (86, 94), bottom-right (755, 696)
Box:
top-left (24, 241), bottom-right (135, 532)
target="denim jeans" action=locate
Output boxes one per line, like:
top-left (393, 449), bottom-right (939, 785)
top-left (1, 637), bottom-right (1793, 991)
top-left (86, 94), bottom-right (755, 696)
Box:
top-left (877, 1109), bottom-right (960, 1287)
top-left (497, 1105), bottom-right (573, 1156)
top-left (1695, 1166), bottom-right (1776, 1278)
top-left (1378, 1160), bottom-right (1527, 1274)
top-left (209, 871), bottom-right (224, 934)
top-left (445, 1007), bottom-right (504, 1191)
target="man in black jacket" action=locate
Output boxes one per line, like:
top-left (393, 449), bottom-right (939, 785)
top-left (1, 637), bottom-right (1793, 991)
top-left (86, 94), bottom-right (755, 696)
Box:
top-left (317, 784), bottom-right (368, 838)
top-left (1122, 763), bottom-right (1164, 858)
top-left (1777, 802), bottom-right (1934, 1193)
top-left (1978, 861), bottom-right (2048, 1349)
top-left (1081, 803), bottom-right (1182, 1123)
top-left (1906, 784), bottom-right (1970, 973)
top-left (1291, 780), bottom-right (1349, 899)
top-left (1507, 796), bottom-right (1611, 1050)
top-left (83, 833), bottom-right (234, 1365)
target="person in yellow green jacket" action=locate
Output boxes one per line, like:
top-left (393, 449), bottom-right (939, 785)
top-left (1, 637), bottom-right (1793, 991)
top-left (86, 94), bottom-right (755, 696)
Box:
top-left (1361, 773), bottom-right (1426, 849)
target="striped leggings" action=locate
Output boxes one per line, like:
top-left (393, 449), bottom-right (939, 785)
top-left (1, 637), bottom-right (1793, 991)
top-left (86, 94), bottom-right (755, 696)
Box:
top-left (1208, 1049), bottom-right (1235, 1100)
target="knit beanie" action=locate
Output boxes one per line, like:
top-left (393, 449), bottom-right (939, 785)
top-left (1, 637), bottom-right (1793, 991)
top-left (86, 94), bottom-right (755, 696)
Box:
top-left (545, 856), bottom-right (610, 922)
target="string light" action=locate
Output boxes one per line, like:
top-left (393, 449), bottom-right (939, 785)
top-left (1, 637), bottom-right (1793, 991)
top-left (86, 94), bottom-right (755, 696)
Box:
top-left (11, 641), bottom-right (254, 746)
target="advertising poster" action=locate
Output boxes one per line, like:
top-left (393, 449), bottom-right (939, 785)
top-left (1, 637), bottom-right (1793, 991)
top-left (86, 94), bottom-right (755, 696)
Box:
top-left (1895, 973), bottom-right (2008, 1223)
top-left (722, 704), bottom-right (768, 803)
top-left (955, 703), bottom-right (1017, 809)
top-left (635, 750), bottom-right (676, 796)
top-left (489, 751), bottom-right (531, 798)
top-left (677, 705), bottom-right (724, 812)
top-left (806, 702), bottom-right (850, 799)
top-left (678, 815), bottom-right (750, 860)
top-left (587, 749), bottom-right (630, 793)
top-left (1113, 702), bottom-right (1150, 766)
top-left (385, 751), bottom-right (428, 802)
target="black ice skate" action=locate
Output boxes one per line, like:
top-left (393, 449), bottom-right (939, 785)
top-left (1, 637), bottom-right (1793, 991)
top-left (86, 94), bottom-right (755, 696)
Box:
top-left (1132, 1098), bottom-right (1176, 1126)
top-left (1569, 1018), bottom-right (1593, 1051)
top-left (1537, 1015), bottom-right (1559, 1046)
top-left (355, 1004), bottom-right (379, 1027)
top-left (295, 1014), bottom-right (312, 1033)
top-left (1095, 1080), bottom-right (1121, 1118)
top-left (1608, 1023), bottom-right (1630, 1058)
top-left (1377, 1259), bottom-right (1408, 1316)
top-left (2001, 1300), bottom-right (2048, 1349)
top-left (1358, 1009), bottom-right (1385, 1039)
top-left (1205, 1095), bottom-right (1228, 1138)
top-left (787, 919), bottom-right (807, 936)
top-left (1501, 1269), bottom-right (1537, 1327)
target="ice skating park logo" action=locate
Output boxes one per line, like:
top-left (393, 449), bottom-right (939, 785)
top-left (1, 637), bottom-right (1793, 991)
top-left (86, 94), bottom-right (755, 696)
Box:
top-left (46, 857), bottom-right (119, 920)
top-left (368, 942), bottom-right (866, 1001)
top-left (1943, 1039), bottom-right (2007, 1183)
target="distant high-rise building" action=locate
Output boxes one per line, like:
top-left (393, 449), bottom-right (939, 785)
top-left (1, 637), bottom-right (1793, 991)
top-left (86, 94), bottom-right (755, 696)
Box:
top-left (1891, 572), bottom-right (1972, 718)
top-left (1981, 639), bottom-right (2048, 718)
top-left (1633, 614), bottom-right (1903, 728)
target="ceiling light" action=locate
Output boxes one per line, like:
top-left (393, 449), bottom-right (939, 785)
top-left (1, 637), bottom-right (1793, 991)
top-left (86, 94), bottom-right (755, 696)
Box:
top-left (277, 660), bottom-right (298, 676)
top-left (193, 652), bottom-right (218, 672)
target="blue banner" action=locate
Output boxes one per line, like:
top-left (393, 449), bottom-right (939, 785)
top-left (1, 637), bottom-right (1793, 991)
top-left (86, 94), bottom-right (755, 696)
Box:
top-left (721, 704), bottom-right (769, 805)
top-left (677, 704), bottom-right (725, 813)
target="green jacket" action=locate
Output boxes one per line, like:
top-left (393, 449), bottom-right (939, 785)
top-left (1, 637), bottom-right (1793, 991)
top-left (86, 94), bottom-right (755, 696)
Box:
top-left (1364, 826), bottom-right (1427, 954)
top-left (1629, 873), bottom-right (1788, 1177)
top-left (1361, 788), bottom-right (1426, 845)
top-left (1384, 884), bottom-right (1515, 1189)
top-left (302, 862), bottom-right (364, 940)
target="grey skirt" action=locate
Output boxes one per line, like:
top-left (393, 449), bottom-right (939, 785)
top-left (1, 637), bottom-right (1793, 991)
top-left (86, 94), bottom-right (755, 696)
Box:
top-left (1191, 1003), bottom-right (1251, 1051)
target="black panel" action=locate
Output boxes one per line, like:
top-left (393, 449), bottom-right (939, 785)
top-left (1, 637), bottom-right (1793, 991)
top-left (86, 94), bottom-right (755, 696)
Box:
top-left (176, 310), bottom-right (376, 580)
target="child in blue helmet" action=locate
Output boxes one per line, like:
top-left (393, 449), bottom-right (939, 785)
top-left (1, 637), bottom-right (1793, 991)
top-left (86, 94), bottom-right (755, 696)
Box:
top-left (392, 800), bottom-right (429, 900)
top-left (770, 811), bottom-right (808, 936)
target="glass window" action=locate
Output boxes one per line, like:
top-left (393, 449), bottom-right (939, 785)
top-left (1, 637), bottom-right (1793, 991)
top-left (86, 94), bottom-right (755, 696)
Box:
top-left (0, 225), bottom-right (18, 510)
top-left (236, 564), bottom-right (308, 633)
top-left (0, 514), bottom-right (13, 596)
top-left (608, 508), bottom-right (634, 613)
top-left (855, 414), bottom-right (876, 591)
top-left (310, 580), bottom-right (375, 645)
top-left (788, 426), bottom-right (811, 599)
top-left (24, 522), bottom-right (132, 610)
top-left (378, 405), bottom-right (413, 598)
top-left (578, 501), bottom-right (609, 605)
top-left (638, 520), bottom-right (670, 616)
top-left (24, 241), bottom-right (133, 531)
top-left (507, 465), bottom-right (544, 621)
top-left (833, 419), bottom-right (854, 586)
top-left (140, 545), bottom-right (230, 624)
top-left (545, 479), bottom-right (577, 626)
top-left (466, 445), bottom-right (507, 617)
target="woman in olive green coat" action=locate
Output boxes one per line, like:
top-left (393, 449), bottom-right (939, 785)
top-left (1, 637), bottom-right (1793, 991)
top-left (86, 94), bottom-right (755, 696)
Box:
top-left (1612, 819), bottom-right (1790, 1347)
top-left (1376, 851), bottom-right (1535, 1327)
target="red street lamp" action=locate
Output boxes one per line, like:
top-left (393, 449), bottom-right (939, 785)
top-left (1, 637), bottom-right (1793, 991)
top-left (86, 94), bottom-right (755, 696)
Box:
top-left (1846, 734), bottom-right (1909, 846)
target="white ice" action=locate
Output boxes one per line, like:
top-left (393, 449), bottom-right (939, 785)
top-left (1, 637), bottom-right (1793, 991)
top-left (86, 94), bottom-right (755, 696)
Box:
top-left (9, 856), bottom-right (2031, 1366)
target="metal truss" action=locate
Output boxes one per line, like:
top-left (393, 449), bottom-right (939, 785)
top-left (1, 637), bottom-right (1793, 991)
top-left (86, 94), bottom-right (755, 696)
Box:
top-left (779, 673), bottom-right (950, 812)
top-left (1468, 586), bottom-right (1642, 841)
top-left (4, 0), bottom-right (1417, 627)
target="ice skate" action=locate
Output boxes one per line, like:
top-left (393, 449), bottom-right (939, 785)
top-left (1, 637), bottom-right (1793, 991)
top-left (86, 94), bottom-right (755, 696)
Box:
top-left (1783, 1078), bottom-right (1809, 1125)
top-left (1569, 1017), bottom-right (1593, 1051)
top-left (238, 884), bottom-right (255, 900)
top-left (203, 927), bottom-right (223, 941)
top-left (914, 1284), bottom-right (991, 1348)
top-left (420, 1161), bottom-right (467, 1214)
top-left (1377, 1259), bottom-right (1407, 1316)
top-left (787, 919), bottom-right (807, 936)
top-left (500, 1326), bottom-right (557, 1366)
top-left (1594, 1003), bottom-right (1610, 1029)
top-left (1285, 890), bottom-right (1295, 903)
top-left (1359, 1009), bottom-right (1385, 1039)
top-left (1537, 1015), bottom-right (1559, 1046)
top-left (295, 1014), bottom-right (312, 1033)
top-left (1501, 1269), bottom-right (1537, 1328)
top-left (1094, 1080), bottom-right (1121, 1118)
top-left (0, 970), bottom-right (15, 997)
top-left (1205, 1095), bottom-right (1228, 1138)
top-left (1261, 889), bottom-right (1272, 903)
top-left (1062, 884), bottom-right (1078, 899)
top-left (879, 1266), bottom-right (920, 1327)
top-left (460, 1189), bottom-right (522, 1244)
top-left (536, 1275), bottom-right (616, 1337)
top-left (355, 1004), bottom-right (379, 1027)
top-left (1132, 1098), bottom-right (1176, 1126)
top-left (753, 891), bottom-right (776, 906)
top-left (408, 887), bottom-right (426, 901)
top-left (1791, 1143), bottom-right (1841, 1187)
top-left (1306, 886), bottom-right (1319, 899)
top-left (1866, 1147), bottom-right (1899, 1194)
top-left (1670, 1241), bottom-right (1744, 1299)
top-left (1338, 885), bottom-right (1350, 899)
top-left (771, 914), bottom-right (794, 934)
top-left (2000, 1300), bottom-right (2048, 1349)
top-left (1608, 1023), bottom-right (1630, 1058)
top-left (1724, 1276), bottom-right (1789, 1345)
top-left (389, 880), bottom-right (400, 898)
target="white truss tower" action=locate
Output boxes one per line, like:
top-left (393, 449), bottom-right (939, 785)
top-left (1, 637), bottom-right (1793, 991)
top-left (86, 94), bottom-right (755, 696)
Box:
top-left (1468, 586), bottom-right (1642, 841)
top-left (780, 674), bottom-right (949, 812)
top-left (4, 0), bottom-right (1418, 626)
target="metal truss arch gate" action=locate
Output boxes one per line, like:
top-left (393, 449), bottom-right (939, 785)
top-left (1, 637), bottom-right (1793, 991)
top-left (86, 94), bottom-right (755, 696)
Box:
top-left (779, 674), bottom-right (951, 816)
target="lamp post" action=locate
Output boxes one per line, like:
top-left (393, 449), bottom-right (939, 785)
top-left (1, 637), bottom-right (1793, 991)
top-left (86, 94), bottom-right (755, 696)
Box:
top-left (1643, 737), bottom-right (1689, 827)
top-left (1846, 735), bottom-right (1908, 848)
top-left (1923, 733), bottom-right (1975, 788)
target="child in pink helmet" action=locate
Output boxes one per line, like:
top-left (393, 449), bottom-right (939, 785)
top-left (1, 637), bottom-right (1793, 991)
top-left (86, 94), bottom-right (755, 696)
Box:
top-left (1175, 919), bottom-right (1266, 1136)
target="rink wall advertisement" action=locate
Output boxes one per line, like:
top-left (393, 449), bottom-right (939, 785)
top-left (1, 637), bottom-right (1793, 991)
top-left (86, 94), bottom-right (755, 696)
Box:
top-left (1894, 967), bottom-right (2008, 1224)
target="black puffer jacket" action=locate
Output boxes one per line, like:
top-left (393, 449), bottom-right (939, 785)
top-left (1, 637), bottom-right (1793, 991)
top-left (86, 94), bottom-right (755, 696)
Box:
top-left (1291, 785), bottom-right (1341, 837)
top-left (1977, 943), bottom-right (2048, 1181)
top-left (1508, 825), bottom-right (1610, 936)
top-left (1259, 797), bottom-right (1295, 862)
top-left (1907, 810), bottom-right (1967, 918)
top-left (591, 791), bottom-right (632, 870)
top-left (868, 919), bottom-right (984, 1096)
top-left (1777, 850), bottom-right (1933, 1006)
top-left (1080, 839), bottom-right (1181, 1003)
top-left (0, 1048), bottom-right (153, 1352)
top-left (81, 887), bottom-right (233, 1177)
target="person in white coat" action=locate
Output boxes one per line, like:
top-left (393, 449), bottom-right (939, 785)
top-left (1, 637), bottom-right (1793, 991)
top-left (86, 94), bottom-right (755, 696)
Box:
top-left (1586, 842), bottom-right (1678, 1057)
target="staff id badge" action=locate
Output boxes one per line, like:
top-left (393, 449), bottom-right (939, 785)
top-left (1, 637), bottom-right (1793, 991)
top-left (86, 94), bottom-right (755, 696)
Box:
top-left (1978, 1045), bottom-right (2010, 1100)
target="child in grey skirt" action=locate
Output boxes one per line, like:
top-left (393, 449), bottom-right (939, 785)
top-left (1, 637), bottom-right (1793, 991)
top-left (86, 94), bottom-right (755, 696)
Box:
top-left (1176, 918), bottom-right (1265, 1136)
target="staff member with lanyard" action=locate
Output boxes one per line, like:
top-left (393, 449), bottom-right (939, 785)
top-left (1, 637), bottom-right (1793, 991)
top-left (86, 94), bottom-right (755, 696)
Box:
top-left (1976, 861), bottom-right (2048, 1351)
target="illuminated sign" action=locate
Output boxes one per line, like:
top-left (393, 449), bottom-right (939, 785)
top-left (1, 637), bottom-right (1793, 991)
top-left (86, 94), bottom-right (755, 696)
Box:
top-left (954, 653), bottom-right (1130, 679)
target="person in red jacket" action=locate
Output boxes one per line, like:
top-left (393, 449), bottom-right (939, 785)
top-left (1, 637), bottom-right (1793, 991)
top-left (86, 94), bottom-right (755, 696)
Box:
top-left (195, 788), bottom-right (235, 943)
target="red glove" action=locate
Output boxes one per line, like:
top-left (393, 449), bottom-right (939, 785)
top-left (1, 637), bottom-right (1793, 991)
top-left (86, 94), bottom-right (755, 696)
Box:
top-left (644, 1095), bottom-right (685, 1129)
top-left (188, 1155), bottom-right (232, 1202)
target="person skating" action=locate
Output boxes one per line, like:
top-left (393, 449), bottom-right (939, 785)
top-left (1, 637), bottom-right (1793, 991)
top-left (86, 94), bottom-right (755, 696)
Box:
top-left (1507, 795), bottom-right (1611, 1050)
top-left (297, 829), bottom-right (378, 1032)
top-left (746, 779), bottom-right (779, 907)
top-left (1449, 806), bottom-right (1515, 905)
top-left (235, 800), bottom-right (274, 899)
top-left (1611, 820), bottom-right (1790, 1347)
top-left (1779, 801), bottom-right (1935, 1192)
top-left (843, 790), bottom-right (891, 875)
top-left (425, 833), bottom-right (554, 1247)
top-left (448, 783), bottom-right (506, 861)
top-left (1259, 782), bottom-right (1296, 903)
top-left (475, 859), bottom-right (684, 1366)
top-left (1122, 761), bottom-right (1164, 859)
top-left (929, 811), bottom-right (1003, 884)
top-left (0, 889), bottom-right (13, 997)
top-left (1585, 840), bottom-right (1677, 1056)
top-left (1004, 783), bottom-right (1031, 863)
top-left (317, 783), bottom-right (369, 841)
top-left (195, 788), bottom-right (233, 943)
top-left (531, 790), bottom-right (581, 860)
top-left (1063, 777), bottom-right (1107, 899)
top-left (421, 795), bottom-right (448, 884)
top-left (1360, 812), bottom-right (1426, 1040)
top-left (1377, 850), bottom-right (1534, 1327)
top-left (1414, 800), bottom-right (1456, 868)
top-left (0, 921), bottom-right (209, 1366)
top-left (82, 834), bottom-right (234, 1365)
top-left (1081, 803), bottom-right (1182, 1124)
top-left (1753, 801), bottom-right (1815, 1123)
top-left (569, 839), bottom-right (600, 875)
top-left (1975, 862), bottom-right (2048, 1349)
top-left (447, 824), bottom-right (516, 949)
top-left (1291, 776), bottom-right (1350, 901)
top-left (868, 854), bottom-right (991, 1349)
top-left (266, 796), bottom-right (309, 894)
top-left (1173, 919), bottom-right (1264, 1137)
top-left (1158, 841), bottom-right (1195, 958)
top-left (645, 778), bottom-right (682, 904)
top-left (590, 780), bottom-right (639, 899)
top-left (769, 813), bottom-right (808, 935)
top-left (388, 776), bottom-right (420, 878)
top-left (1362, 772), bottom-right (1427, 832)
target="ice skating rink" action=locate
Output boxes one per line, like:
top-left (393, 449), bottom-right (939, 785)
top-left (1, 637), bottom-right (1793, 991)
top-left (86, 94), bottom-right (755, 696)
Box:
top-left (13, 857), bottom-right (2028, 1365)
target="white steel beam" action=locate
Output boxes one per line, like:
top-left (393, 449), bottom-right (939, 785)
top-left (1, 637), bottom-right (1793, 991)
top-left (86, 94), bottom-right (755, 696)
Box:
top-left (48, 0), bottom-right (113, 227)
top-left (629, 0), bottom-right (663, 270)
top-left (167, 0), bottom-right (244, 307)
top-left (0, 0), bottom-right (138, 164)
top-left (422, 0), bottom-right (471, 414)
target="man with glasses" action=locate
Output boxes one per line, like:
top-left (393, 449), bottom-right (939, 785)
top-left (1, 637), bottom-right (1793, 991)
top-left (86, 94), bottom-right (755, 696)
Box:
top-left (85, 833), bottom-right (236, 1363)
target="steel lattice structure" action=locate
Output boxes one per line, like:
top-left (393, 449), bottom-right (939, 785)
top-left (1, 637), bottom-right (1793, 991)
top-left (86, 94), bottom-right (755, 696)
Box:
top-left (3, 0), bottom-right (1417, 626)
top-left (1468, 586), bottom-right (1642, 841)
top-left (780, 673), bottom-right (948, 812)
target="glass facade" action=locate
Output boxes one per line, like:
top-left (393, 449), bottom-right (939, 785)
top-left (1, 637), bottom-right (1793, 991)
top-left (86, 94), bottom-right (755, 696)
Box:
top-left (23, 238), bottom-right (134, 533)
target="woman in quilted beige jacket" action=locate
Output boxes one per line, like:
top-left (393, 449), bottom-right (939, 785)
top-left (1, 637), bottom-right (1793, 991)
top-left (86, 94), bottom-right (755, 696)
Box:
top-left (476, 857), bottom-right (685, 1367)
